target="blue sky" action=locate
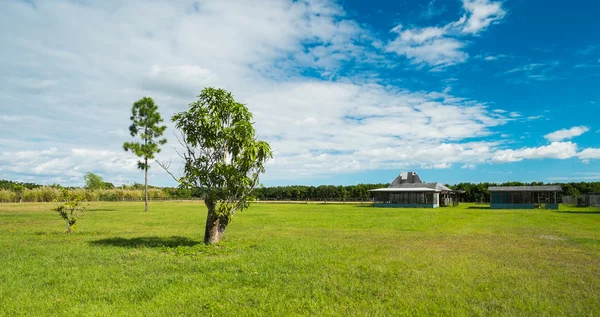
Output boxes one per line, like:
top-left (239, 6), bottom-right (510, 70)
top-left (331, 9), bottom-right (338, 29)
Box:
top-left (0, 0), bottom-right (599, 187)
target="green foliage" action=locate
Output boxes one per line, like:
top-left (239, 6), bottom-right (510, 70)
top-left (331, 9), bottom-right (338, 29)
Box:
top-left (0, 189), bottom-right (17, 203)
top-left (171, 87), bottom-right (272, 243)
top-left (123, 96), bottom-right (167, 212)
top-left (52, 190), bottom-right (89, 233)
top-left (103, 182), bottom-right (115, 189)
top-left (0, 179), bottom-right (41, 190)
top-left (84, 172), bottom-right (105, 190)
top-left (123, 97), bottom-right (167, 171)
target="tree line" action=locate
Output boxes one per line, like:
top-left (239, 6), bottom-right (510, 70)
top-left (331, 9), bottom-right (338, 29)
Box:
top-left (3, 179), bottom-right (599, 203)
top-left (448, 182), bottom-right (600, 202)
top-left (255, 182), bottom-right (600, 202)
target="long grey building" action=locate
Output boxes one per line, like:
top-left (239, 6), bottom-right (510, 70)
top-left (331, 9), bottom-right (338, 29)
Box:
top-left (488, 185), bottom-right (562, 209)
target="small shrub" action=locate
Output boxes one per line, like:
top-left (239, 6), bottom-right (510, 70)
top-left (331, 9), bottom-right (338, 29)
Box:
top-left (52, 190), bottom-right (89, 233)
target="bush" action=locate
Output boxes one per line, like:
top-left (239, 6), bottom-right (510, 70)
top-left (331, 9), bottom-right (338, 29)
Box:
top-left (0, 190), bottom-right (17, 203)
top-left (52, 190), bottom-right (89, 233)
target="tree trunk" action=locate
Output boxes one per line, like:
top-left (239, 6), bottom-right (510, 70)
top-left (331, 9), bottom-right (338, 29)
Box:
top-left (65, 221), bottom-right (72, 234)
top-left (144, 159), bottom-right (149, 212)
top-left (204, 199), bottom-right (228, 244)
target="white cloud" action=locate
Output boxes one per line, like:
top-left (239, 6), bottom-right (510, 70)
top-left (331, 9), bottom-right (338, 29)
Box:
top-left (385, 0), bottom-right (506, 68)
top-left (578, 148), bottom-right (600, 160)
top-left (386, 26), bottom-right (468, 67)
top-left (482, 54), bottom-right (507, 61)
top-left (527, 115), bottom-right (544, 120)
top-left (458, 0), bottom-right (506, 34)
top-left (492, 142), bottom-right (578, 162)
top-left (544, 126), bottom-right (590, 142)
top-left (461, 163), bottom-right (476, 169)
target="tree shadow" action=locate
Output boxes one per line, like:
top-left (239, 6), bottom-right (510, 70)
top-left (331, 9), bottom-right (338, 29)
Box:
top-left (87, 208), bottom-right (118, 212)
top-left (467, 206), bottom-right (491, 210)
top-left (89, 236), bottom-right (201, 248)
top-left (353, 204), bottom-right (375, 208)
top-left (554, 210), bottom-right (600, 214)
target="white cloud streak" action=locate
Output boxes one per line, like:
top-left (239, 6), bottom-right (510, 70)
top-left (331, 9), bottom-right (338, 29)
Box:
top-left (492, 142), bottom-right (579, 162)
top-left (544, 126), bottom-right (590, 142)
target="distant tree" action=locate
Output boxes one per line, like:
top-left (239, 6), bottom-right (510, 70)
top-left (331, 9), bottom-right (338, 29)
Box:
top-left (12, 184), bottom-right (25, 203)
top-left (84, 172), bottom-right (105, 190)
top-left (103, 182), bottom-right (115, 189)
top-left (123, 97), bottom-right (167, 212)
top-left (161, 87), bottom-right (272, 244)
top-left (52, 190), bottom-right (89, 233)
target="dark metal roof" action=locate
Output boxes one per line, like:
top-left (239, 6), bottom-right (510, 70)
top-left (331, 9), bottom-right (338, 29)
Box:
top-left (389, 182), bottom-right (452, 191)
top-left (369, 182), bottom-right (462, 193)
top-left (488, 185), bottom-right (562, 192)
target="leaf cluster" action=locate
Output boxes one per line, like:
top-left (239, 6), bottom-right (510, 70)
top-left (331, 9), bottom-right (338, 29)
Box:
top-left (52, 190), bottom-right (89, 233)
top-left (84, 172), bottom-right (105, 190)
top-left (171, 87), bottom-right (272, 219)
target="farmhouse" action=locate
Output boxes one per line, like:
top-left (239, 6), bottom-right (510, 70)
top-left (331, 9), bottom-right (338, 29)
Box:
top-left (370, 172), bottom-right (462, 208)
top-left (488, 185), bottom-right (562, 210)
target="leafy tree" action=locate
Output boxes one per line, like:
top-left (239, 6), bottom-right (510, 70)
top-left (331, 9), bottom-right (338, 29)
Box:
top-left (84, 172), bottom-right (105, 190)
top-left (52, 190), bottom-right (89, 233)
top-left (164, 87), bottom-right (272, 244)
top-left (123, 97), bottom-right (167, 212)
top-left (103, 182), bottom-right (115, 189)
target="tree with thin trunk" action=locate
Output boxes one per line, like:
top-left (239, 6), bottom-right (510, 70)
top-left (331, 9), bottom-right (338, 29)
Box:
top-left (160, 87), bottom-right (271, 244)
top-left (123, 97), bottom-right (167, 212)
top-left (84, 172), bottom-right (105, 190)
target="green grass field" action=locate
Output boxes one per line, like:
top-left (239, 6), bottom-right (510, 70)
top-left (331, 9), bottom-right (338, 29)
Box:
top-left (1, 202), bottom-right (599, 316)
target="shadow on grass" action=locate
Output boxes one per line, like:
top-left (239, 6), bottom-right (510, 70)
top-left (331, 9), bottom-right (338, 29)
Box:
top-left (353, 205), bottom-right (375, 208)
top-left (467, 206), bottom-right (491, 210)
top-left (87, 208), bottom-right (118, 212)
top-left (554, 210), bottom-right (600, 214)
top-left (89, 236), bottom-right (201, 248)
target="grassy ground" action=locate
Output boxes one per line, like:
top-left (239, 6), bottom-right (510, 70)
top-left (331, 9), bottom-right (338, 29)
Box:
top-left (1, 202), bottom-right (599, 316)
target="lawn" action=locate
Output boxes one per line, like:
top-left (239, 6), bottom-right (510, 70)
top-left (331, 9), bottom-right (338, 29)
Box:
top-left (1, 202), bottom-right (599, 316)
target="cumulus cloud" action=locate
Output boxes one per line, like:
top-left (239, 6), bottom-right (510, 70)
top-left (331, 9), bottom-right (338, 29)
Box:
top-left (386, 0), bottom-right (505, 67)
top-left (386, 26), bottom-right (468, 67)
top-left (458, 0), bottom-right (506, 34)
top-left (578, 148), bottom-right (600, 160)
top-left (492, 142), bottom-right (578, 162)
top-left (0, 147), bottom-right (140, 185)
top-left (544, 126), bottom-right (590, 142)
